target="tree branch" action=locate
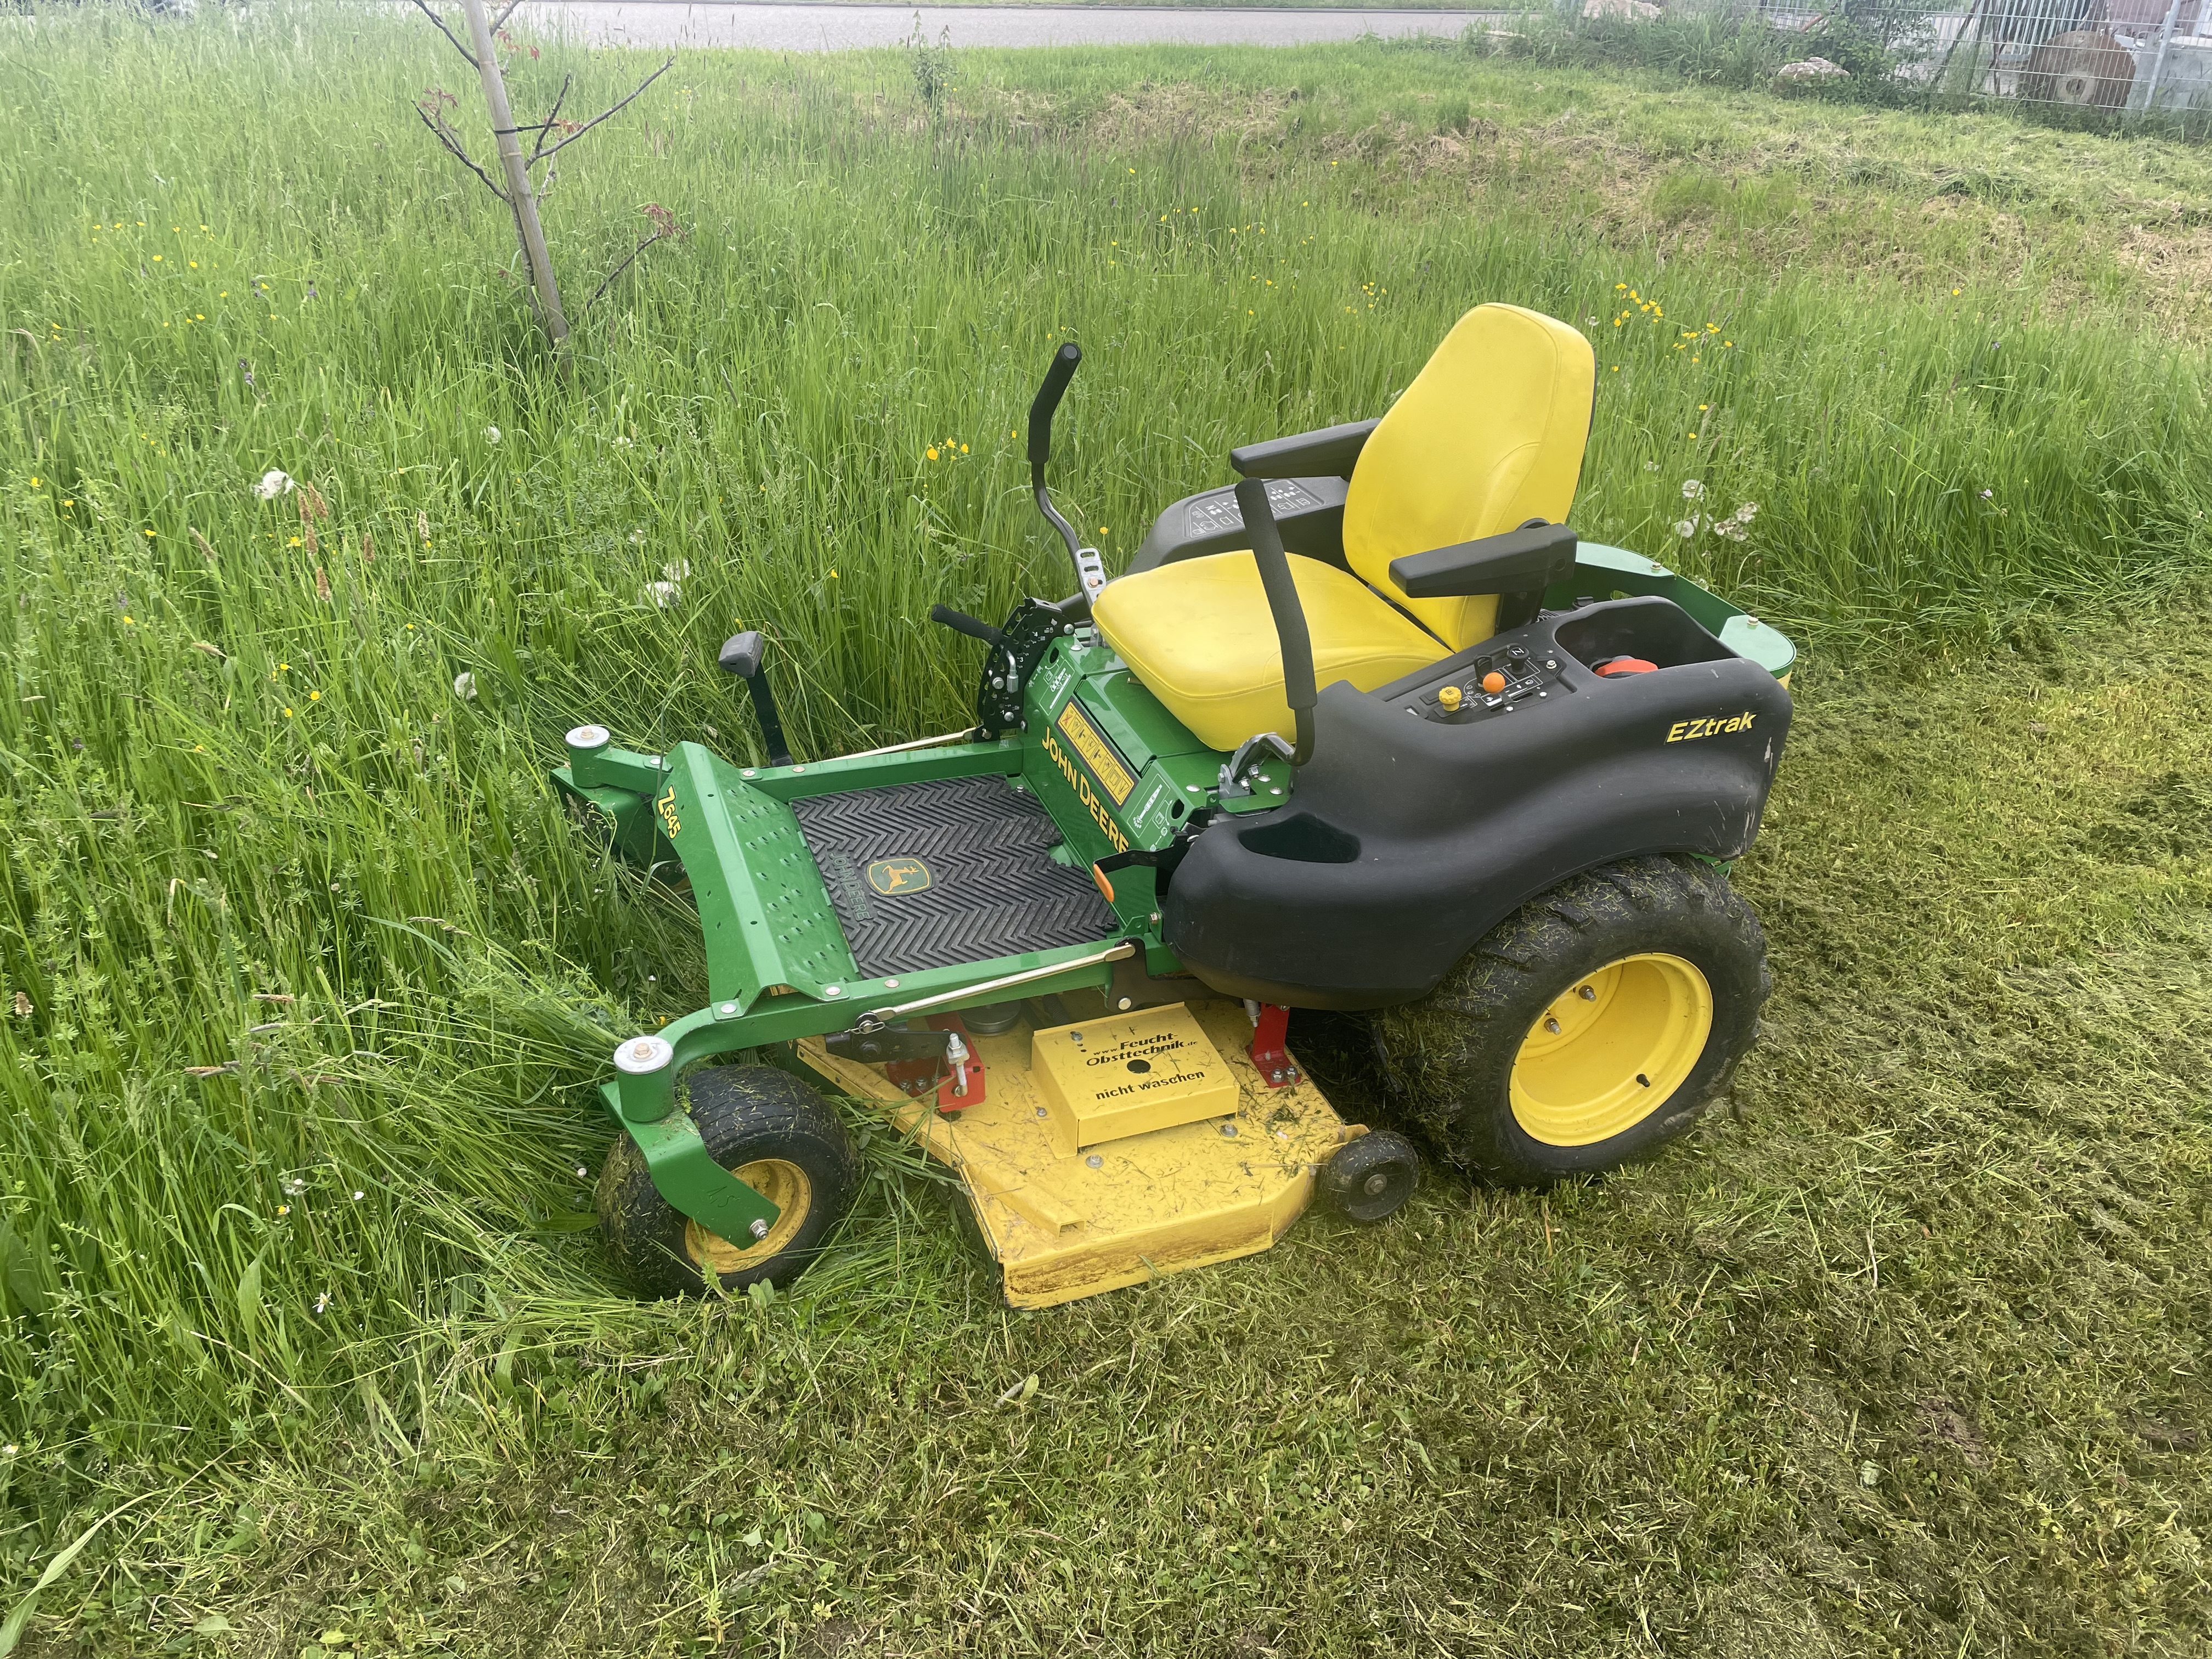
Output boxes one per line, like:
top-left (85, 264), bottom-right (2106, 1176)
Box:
top-left (586, 228), bottom-right (671, 313)
top-left (415, 104), bottom-right (507, 202)
top-left (528, 72), bottom-right (574, 168)
top-left (489, 0), bottom-right (525, 31)
top-left (409, 0), bottom-right (477, 67)
top-left (540, 54), bottom-right (675, 165)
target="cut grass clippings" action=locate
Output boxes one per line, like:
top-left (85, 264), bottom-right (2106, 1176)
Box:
top-left (0, 5), bottom-right (2208, 1654)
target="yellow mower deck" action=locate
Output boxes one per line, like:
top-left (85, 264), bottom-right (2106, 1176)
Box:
top-left (799, 998), bottom-right (1356, 1308)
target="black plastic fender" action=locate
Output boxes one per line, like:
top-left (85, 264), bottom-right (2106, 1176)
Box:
top-left (1162, 616), bottom-right (1791, 1010)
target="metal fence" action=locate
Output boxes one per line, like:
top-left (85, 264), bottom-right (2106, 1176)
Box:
top-left (1760, 0), bottom-right (2212, 113)
top-left (1930, 0), bottom-right (2207, 110)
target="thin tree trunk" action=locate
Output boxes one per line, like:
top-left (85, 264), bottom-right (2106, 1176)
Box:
top-left (460, 0), bottom-right (567, 351)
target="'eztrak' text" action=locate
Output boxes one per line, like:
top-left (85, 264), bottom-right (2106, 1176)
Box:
top-left (1666, 713), bottom-right (1757, 742)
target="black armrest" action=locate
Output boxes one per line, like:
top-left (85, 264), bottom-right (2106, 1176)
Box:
top-left (1229, 419), bottom-right (1379, 480)
top-left (1390, 523), bottom-right (1579, 599)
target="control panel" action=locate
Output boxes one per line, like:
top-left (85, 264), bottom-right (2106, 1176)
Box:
top-left (1398, 639), bottom-right (1570, 724)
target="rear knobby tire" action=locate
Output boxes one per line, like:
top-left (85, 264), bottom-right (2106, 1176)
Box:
top-left (596, 1064), bottom-right (860, 1297)
top-left (1372, 855), bottom-right (1769, 1186)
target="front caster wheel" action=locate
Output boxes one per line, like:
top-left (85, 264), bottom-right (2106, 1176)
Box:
top-left (1320, 1130), bottom-right (1421, 1224)
top-left (1373, 854), bottom-right (1770, 1186)
top-left (595, 1064), bottom-right (859, 1297)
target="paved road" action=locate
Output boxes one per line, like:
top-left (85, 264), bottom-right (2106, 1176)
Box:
top-left (513, 2), bottom-right (1501, 50)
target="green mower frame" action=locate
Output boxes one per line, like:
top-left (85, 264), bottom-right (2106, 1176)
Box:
top-left (556, 325), bottom-right (1797, 1294)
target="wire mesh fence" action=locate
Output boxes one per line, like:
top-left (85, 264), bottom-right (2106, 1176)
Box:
top-left (1757, 0), bottom-right (2212, 112)
top-left (1928, 0), bottom-right (2207, 110)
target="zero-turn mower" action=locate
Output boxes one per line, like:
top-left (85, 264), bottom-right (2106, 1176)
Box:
top-left (560, 303), bottom-right (1795, 1308)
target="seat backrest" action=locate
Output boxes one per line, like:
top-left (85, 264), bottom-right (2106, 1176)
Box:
top-left (1343, 303), bottom-right (1596, 650)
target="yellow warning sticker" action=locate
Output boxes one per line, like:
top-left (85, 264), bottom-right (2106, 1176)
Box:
top-left (1054, 699), bottom-right (1137, 806)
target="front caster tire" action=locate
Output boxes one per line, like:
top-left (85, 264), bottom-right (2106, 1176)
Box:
top-left (1321, 1130), bottom-right (1421, 1224)
top-left (595, 1064), bottom-right (859, 1297)
top-left (1373, 854), bottom-right (1770, 1186)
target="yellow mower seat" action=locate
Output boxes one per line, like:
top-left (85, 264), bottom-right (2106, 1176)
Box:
top-left (1088, 552), bottom-right (1441, 752)
top-left (1094, 302), bottom-right (1595, 753)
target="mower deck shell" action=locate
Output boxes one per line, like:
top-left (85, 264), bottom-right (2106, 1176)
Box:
top-left (799, 997), bottom-right (1353, 1309)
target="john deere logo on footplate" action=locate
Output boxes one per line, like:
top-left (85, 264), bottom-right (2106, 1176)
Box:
top-left (866, 857), bottom-right (932, 896)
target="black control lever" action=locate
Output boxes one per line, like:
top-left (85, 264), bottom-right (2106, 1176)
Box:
top-left (1028, 342), bottom-right (1081, 473)
top-left (929, 603), bottom-right (1004, 648)
top-left (716, 630), bottom-right (793, 768)
top-left (1234, 477), bottom-right (1316, 768)
top-left (1026, 343), bottom-right (1108, 611)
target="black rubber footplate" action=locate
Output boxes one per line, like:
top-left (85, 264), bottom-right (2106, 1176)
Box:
top-left (789, 774), bottom-right (1120, 978)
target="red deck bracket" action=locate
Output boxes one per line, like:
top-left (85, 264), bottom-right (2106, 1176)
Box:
top-left (929, 1013), bottom-right (986, 1113)
top-left (879, 1013), bottom-right (987, 1110)
top-left (1247, 1002), bottom-right (1300, 1089)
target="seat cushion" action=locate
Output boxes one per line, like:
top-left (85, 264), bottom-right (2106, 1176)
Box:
top-left (1093, 552), bottom-right (1442, 753)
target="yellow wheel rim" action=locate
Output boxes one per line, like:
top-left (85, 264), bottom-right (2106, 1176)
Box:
top-left (1508, 953), bottom-right (1714, 1147)
top-left (683, 1158), bottom-right (812, 1277)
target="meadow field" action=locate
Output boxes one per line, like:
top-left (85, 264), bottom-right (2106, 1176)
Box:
top-left (1, 5), bottom-right (2208, 1654)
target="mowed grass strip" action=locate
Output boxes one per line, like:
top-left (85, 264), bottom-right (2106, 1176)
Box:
top-left (0, 5), bottom-right (2207, 1654)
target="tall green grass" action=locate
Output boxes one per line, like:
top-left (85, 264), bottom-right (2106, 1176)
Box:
top-left (0, 0), bottom-right (2209, 1575)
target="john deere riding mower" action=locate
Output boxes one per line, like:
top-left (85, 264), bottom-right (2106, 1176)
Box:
top-left (559, 303), bottom-right (1795, 1308)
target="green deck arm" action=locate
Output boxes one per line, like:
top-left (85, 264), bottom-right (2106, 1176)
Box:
top-left (597, 1078), bottom-right (785, 1244)
top-left (590, 941), bottom-right (1144, 1245)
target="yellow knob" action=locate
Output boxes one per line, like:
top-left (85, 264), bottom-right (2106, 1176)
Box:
top-left (1438, 684), bottom-right (1463, 712)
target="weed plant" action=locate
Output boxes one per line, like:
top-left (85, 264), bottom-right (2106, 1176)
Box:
top-left (0, 6), bottom-right (2208, 1654)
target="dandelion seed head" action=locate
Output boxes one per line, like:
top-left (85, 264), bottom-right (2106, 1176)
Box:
top-left (453, 670), bottom-right (478, 701)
